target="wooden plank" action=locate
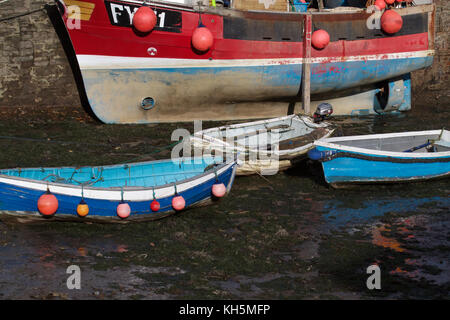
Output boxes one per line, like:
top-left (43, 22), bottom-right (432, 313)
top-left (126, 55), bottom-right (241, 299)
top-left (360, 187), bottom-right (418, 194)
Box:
top-left (317, 0), bottom-right (324, 11)
top-left (232, 0), bottom-right (289, 12)
top-left (302, 14), bottom-right (312, 115)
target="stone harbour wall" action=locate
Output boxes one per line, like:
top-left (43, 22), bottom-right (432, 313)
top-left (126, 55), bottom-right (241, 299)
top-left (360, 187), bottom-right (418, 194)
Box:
top-left (0, 0), bottom-right (448, 110)
top-left (410, 0), bottom-right (449, 96)
top-left (0, 0), bottom-right (79, 108)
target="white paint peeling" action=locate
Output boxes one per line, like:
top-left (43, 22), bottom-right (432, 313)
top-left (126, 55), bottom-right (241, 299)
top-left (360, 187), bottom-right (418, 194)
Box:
top-left (77, 50), bottom-right (435, 70)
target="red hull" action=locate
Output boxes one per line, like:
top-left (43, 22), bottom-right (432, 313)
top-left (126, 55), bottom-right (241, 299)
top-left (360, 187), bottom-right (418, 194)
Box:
top-left (62, 1), bottom-right (432, 59)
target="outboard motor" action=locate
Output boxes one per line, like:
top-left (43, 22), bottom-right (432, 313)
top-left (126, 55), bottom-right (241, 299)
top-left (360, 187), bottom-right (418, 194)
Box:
top-left (313, 103), bottom-right (333, 123)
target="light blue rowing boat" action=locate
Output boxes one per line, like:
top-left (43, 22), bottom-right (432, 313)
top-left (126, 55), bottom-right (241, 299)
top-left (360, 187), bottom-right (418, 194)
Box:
top-left (308, 129), bottom-right (450, 187)
top-left (0, 156), bottom-right (236, 223)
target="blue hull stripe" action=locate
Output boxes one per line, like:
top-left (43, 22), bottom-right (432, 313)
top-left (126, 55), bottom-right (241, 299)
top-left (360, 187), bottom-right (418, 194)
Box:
top-left (316, 148), bottom-right (450, 184)
top-left (83, 56), bottom-right (433, 96)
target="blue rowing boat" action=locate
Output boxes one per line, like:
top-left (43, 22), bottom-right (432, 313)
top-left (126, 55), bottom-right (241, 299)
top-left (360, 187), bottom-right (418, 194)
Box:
top-left (308, 129), bottom-right (450, 187)
top-left (0, 156), bottom-right (236, 223)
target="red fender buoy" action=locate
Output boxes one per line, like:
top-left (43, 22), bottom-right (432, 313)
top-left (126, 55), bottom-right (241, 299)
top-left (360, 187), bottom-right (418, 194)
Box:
top-left (172, 195), bottom-right (185, 211)
top-left (374, 0), bottom-right (386, 10)
top-left (381, 10), bottom-right (403, 34)
top-left (150, 199), bottom-right (160, 212)
top-left (132, 6), bottom-right (157, 33)
top-left (212, 183), bottom-right (226, 198)
top-left (311, 29), bottom-right (330, 50)
top-left (117, 202), bottom-right (131, 219)
top-left (38, 191), bottom-right (58, 216)
top-left (385, 0), bottom-right (395, 4)
top-left (192, 26), bottom-right (214, 52)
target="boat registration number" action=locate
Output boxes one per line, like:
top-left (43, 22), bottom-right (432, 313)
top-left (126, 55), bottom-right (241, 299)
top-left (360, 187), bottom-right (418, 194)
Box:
top-left (105, 1), bottom-right (182, 33)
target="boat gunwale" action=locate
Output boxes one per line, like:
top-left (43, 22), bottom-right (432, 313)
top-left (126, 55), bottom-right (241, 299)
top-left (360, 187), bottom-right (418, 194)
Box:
top-left (314, 129), bottom-right (450, 159)
top-left (196, 115), bottom-right (330, 132)
top-left (0, 157), bottom-right (235, 197)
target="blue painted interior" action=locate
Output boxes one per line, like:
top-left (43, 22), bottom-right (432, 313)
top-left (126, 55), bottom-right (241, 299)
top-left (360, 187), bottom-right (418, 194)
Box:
top-left (0, 156), bottom-right (221, 188)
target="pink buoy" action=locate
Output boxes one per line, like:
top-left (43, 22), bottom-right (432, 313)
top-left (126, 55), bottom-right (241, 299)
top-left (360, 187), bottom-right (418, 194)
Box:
top-left (311, 29), bottom-right (330, 50)
top-left (385, 0), bottom-right (395, 4)
top-left (172, 195), bottom-right (185, 211)
top-left (37, 191), bottom-right (58, 216)
top-left (150, 199), bottom-right (160, 212)
top-left (374, 0), bottom-right (386, 10)
top-left (381, 10), bottom-right (403, 34)
top-left (117, 202), bottom-right (131, 219)
top-left (132, 6), bottom-right (157, 33)
top-left (212, 183), bottom-right (226, 198)
top-left (192, 26), bottom-right (214, 52)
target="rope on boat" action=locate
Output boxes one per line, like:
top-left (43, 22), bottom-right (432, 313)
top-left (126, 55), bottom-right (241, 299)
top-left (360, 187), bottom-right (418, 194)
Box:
top-left (173, 183), bottom-right (178, 195)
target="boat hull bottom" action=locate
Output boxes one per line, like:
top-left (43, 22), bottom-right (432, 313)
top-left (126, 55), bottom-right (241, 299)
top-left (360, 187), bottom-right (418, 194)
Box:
top-left (84, 82), bottom-right (412, 123)
top-left (80, 55), bottom-right (428, 123)
top-left (0, 196), bottom-right (219, 224)
top-left (322, 159), bottom-right (450, 188)
top-left (328, 172), bottom-right (450, 189)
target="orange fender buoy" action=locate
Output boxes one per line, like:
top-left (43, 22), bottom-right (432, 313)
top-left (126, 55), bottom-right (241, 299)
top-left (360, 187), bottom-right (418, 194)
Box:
top-left (381, 10), bottom-right (403, 34)
top-left (132, 6), bottom-right (157, 33)
top-left (172, 195), bottom-right (185, 211)
top-left (77, 199), bottom-right (89, 217)
top-left (212, 183), bottom-right (226, 198)
top-left (117, 202), bottom-right (131, 219)
top-left (38, 191), bottom-right (58, 216)
top-left (374, 0), bottom-right (386, 10)
top-left (192, 26), bottom-right (214, 52)
top-left (311, 29), bottom-right (330, 50)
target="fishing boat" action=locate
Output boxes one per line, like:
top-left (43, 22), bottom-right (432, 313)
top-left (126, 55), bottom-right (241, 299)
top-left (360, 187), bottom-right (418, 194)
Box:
top-left (52, 0), bottom-right (435, 123)
top-left (0, 156), bottom-right (236, 223)
top-left (308, 129), bottom-right (450, 187)
top-left (191, 114), bottom-right (334, 175)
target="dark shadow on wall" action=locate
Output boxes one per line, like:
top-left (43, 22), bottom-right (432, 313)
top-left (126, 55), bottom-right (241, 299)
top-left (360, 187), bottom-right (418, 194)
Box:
top-left (44, 3), bottom-right (101, 123)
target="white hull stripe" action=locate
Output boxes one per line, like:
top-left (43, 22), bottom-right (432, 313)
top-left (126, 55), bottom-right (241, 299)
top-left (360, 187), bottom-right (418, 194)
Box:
top-left (314, 130), bottom-right (450, 158)
top-left (0, 162), bottom-right (235, 201)
top-left (77, 50), bottom-right (434, 70)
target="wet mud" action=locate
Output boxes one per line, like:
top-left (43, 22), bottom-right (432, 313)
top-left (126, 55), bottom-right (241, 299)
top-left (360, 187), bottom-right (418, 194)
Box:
top-left (0, 102), bottom-right (448, 299)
